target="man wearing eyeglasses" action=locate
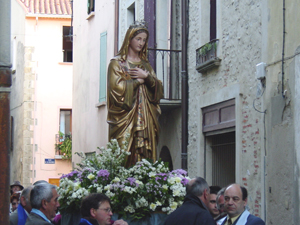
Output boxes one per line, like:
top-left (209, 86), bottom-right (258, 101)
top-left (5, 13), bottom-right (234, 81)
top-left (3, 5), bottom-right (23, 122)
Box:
top-left (79, 193), bottom-right (128, 225)
top-left (221, 184), bottom-right (265, 225)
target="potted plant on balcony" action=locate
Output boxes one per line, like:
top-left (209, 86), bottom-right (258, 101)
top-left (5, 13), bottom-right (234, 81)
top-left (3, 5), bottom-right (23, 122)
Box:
top-left (56, 131), bottom-right (72, 160)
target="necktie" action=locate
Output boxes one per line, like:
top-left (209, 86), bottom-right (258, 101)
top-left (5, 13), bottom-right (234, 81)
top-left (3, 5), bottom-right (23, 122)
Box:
top-left (228, 218), bottom-right (232, 225)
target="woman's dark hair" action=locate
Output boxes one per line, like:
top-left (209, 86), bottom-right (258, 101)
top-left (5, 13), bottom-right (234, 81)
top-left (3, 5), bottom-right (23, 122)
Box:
top-left (80, 193), bottom-right (111, 217)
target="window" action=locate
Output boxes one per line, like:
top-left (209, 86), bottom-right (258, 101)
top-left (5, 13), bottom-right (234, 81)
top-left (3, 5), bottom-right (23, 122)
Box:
top-left (62, 26), bottom-right (73, 62)
top-left (127, 3), bottom-right (135, 27)
top-left (87, 0), bottom-right (95, 14)
top-left (59, 109), bottom-right (72, 136)
top-left (210, 0), bottom-right (217, 40)
top-left (99, 32), bottom-right (107, 103)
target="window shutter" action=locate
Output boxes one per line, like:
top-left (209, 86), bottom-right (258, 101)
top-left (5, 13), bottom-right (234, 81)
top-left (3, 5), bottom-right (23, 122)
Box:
top-left (99, 32), bottom-right (107, 103)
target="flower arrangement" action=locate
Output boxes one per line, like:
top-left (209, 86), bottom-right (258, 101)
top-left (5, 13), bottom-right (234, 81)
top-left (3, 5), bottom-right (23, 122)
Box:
top-left (57, 137), bottom-right (190, 220)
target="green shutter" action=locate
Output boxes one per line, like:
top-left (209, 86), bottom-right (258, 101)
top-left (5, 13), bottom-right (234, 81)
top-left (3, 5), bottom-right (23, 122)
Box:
top-left (99, 32), bottom-right (107, 103)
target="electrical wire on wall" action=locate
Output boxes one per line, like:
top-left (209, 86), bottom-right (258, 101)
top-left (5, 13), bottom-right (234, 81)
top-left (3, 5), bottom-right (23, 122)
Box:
top-left (281, 0), bottom-right (286, 97)
top-left (253, 81), bottom-right (267, 156)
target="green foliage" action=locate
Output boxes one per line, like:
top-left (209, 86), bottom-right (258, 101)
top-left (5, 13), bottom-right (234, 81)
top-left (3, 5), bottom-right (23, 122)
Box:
top-left (199, 42), bottom-right (217, 56)
top-left (56, 131), bottom-right (72, 160)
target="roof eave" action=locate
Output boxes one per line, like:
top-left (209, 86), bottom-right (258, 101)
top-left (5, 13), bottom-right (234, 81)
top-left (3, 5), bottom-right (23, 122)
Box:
top-left (26, 14), bottom-right (71, 19)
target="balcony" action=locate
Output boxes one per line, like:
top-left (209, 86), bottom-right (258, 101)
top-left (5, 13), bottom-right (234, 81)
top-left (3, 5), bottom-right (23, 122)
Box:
top-left (196, 39), bottom-right (221, 73)
top-left (55, 133), bottom-right (72, 160)
top-left (55, 134), bottom-right (62, 159)
top-left (148, 48), bottom-right (181, 112)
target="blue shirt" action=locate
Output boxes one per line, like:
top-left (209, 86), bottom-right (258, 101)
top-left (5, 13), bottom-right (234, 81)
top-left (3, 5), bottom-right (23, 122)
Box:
top-left (31, 208), bottom-right (51, 223)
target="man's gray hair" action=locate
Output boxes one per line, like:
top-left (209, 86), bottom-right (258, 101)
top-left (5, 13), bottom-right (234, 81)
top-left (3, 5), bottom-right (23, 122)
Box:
top-left (216, 187), bottom-right (226, 209)
top-left (21, 185), bottom-right (34, 205)
top-left (186, 177), bottom-right (209, 197)
top-left (30, 183), bottom-right (57, 209)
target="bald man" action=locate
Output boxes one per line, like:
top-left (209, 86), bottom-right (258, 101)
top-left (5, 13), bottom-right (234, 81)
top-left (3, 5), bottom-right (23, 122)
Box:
top-left (221, 184), bottom-right (265, 225)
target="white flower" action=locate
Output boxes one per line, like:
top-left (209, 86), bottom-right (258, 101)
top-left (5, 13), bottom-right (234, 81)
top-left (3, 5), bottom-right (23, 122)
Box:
top-left (124, 205), bottom-right (135, 213)
top-left (150, 203), bottom-right (157, 211)
top-left (87, 173), bottom-right (95, 180)
top-left (162, 185), bottom-right (168, 190)
top-left (74, 182), bottom-right (80, 191)
top-left (135, 180), bottom-right (143, 186)
top-left (170, 202), bottom-right (178, 210)
top-left (173, 189), bottom-right (180, 196)
top-left (174, 177), bottom-right (181, 183)
top-left (104, 185), bottom-right (111, 191)
top-left (112, 177), bottom-right (120, 183)
top-left (149, 172), bottom-right (156, 177)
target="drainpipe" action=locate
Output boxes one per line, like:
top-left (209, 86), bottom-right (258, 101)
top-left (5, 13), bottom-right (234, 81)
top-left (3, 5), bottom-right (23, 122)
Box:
top-left (114, 0), bottom-right (119, 56)
top-left (0, 0), bottom-right (12, 223)
top-left (181, 0), bottom-right (188, 170)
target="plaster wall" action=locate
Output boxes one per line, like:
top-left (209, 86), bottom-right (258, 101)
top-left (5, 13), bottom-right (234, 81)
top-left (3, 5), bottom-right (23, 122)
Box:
top-left (263, 0), bottom-right (300, 223)
top-left (72, 0), bottom-right (115, 165)
top-left (10, 0), bottom-right (73, 185)
top-left (158, 108), bottom-right (182, 170)
top-left (24, 17), bottom-right (73, 182)
top-left (10, 0), bottom-right (27, 185)
top-left (188, 0), bottom-right (263, 217)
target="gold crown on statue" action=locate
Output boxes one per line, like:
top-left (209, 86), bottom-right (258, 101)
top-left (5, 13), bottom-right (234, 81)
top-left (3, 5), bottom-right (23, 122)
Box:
top-left (129, 20), bottom-right (148, 30)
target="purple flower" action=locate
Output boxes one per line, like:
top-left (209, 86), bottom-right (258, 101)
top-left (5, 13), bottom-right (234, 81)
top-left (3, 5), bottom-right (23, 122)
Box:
top-left (60, 170), bottom-right (80, 179)
top-left (181, 177), bottom-right (189, 185)
top-left (155, 177), bottom-right (161, 181)
top-left (127, 177), bottom-right (136, 186)
top-left (97, 169), bottom-right (110, 179)
top-left (172, 169), bottom-right (187, 176)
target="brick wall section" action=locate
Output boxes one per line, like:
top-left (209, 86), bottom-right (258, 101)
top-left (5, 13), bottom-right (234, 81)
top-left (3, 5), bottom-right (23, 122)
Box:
top-left (188, 0), bottom-right (264, 216)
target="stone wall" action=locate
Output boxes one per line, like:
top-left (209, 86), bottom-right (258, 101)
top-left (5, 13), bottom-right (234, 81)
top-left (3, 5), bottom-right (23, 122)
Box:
top-left (187, 0), bottom-right (264, 217)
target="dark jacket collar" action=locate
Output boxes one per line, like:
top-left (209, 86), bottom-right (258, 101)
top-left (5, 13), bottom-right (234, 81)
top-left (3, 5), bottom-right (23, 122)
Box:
top-left (184, 193), bottom-right (208, 211)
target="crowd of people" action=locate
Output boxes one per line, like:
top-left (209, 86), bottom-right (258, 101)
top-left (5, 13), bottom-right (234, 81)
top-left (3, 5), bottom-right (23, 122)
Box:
top-left (9, 180), bottom-right (127, 225)
top-left (9, 177), bottom-right (265, 225)
top-left (163, 177), bottom-right (265, 225)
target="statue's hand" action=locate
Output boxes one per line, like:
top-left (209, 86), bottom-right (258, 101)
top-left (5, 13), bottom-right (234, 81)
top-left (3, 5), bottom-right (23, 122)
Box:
top-left (129, 68), bottom-right (149, 80)
top-left (137, 78), bottom-right (144, 84)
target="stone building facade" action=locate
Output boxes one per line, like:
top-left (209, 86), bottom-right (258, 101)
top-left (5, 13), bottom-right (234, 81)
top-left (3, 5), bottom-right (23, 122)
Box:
top-left (10, 0), bottom-right (73, 186)
top-left (72, 0), bottom-right (300, 222)
top-left (188, 0), bottom-right (300, 223)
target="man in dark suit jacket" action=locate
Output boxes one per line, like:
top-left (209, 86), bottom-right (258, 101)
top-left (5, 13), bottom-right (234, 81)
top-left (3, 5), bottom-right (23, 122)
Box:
top-left (25, 183), bottom-right (60, 225)
top-left (221, 184), bottom-right (265, 225)
top-left (10, 186), bottom-right (33, 225)
top-left (164, 177), bottom-right (215, 225)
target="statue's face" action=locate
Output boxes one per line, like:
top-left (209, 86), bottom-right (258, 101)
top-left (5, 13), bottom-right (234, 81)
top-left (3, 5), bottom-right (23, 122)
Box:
top-left (129, 32), bottom-right (148, 54)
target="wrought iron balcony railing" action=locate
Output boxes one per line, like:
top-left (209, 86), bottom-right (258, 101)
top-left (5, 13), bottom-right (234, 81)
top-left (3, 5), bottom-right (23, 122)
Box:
top-left (148, 48), bottom-right (181, 100)
top-left (196, 39), bottom-right (221, 73)
top-left (55, 134), bottom-right (62, 155)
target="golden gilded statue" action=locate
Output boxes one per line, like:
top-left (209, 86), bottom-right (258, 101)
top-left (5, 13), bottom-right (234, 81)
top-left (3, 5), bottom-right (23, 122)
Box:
top-left (107, 21), bottom-right (164, 167)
